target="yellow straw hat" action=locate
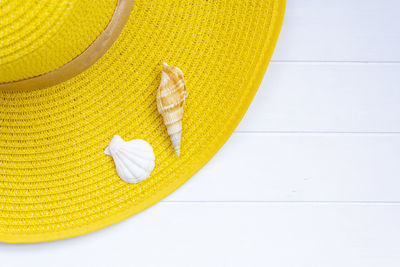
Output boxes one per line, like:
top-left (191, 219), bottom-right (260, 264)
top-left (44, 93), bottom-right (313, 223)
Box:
top-left (0, 0), bottom-right (285, 242)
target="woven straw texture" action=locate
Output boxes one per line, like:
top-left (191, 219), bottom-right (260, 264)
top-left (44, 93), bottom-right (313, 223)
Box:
top-left (0, 0), bottom-right (285, 243)
top-left (0, 0), bottom-right (118, 83)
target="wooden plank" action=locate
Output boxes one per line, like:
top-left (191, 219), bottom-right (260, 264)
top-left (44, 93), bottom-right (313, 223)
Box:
top-left (236, 62), bottom-right (400, 132)
top-left (1, 203), bottom-right (399, 267)
top-left (274, 0), bottom-right (400, 61)
top-left (167, 133), bottom-right (400, 202)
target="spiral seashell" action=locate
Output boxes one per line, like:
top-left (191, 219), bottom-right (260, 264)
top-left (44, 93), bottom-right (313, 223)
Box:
top-left (157, 62), bottom-right (188, 156)
top-left (104, 135), bottom-right (155, 184)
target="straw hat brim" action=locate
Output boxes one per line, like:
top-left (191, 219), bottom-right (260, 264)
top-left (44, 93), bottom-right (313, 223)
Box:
top-left (0, 0), bottom-right (285, 243)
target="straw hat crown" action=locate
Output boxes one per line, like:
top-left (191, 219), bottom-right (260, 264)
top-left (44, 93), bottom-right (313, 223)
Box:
top-left (0, 0), bottom-right (119, 83)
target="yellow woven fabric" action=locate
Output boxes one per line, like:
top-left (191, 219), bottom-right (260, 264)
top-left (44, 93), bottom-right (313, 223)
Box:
top-left (0, 0), bottom-right (117, 83)
top-left (0, 0), bottom-right (285, 242)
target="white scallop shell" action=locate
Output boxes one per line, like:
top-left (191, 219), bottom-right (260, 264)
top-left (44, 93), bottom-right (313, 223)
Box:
top-left (104, 135), bottom-right (155, 184)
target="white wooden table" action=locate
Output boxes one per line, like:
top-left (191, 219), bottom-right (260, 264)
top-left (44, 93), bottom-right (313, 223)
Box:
top-left (1, 1), bottom-right (399, 266)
